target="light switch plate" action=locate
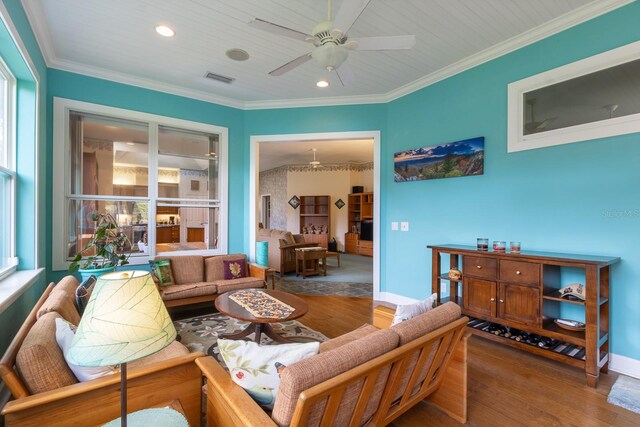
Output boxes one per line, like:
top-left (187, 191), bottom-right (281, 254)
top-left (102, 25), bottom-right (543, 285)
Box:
top-left (400, 222), bottom-right (409, 232)
top-left (441, 281), bottom-right (448, 293)
top-left (391, 222), bottom-right (399, 231)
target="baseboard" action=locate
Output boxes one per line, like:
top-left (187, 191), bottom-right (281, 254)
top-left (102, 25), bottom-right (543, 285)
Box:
top-left (610, 353), bottom-right (640, 379)
top-left (376, 292), bottom-right (418, 306)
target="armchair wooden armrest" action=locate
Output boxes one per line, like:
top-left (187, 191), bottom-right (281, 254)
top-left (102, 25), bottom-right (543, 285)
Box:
top-left (196, 357), bottom-right (275, 427)
top-left (248, 263), bottom-right (268, 283)
top-left (2, 353), bottom-right (205, 427)
top-left (372, 305), bottom-right (470, 423)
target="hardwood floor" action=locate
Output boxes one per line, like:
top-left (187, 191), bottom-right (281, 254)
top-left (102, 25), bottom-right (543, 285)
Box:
top-left (295, 295), bottom-right (640, 427)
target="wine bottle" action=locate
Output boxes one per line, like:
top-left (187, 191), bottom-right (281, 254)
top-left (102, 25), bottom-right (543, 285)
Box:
top-left (537, 337), bottom-right (559, 349)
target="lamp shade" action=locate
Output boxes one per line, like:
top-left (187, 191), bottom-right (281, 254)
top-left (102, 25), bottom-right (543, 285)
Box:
top-left (68, 270), bottom-right (176, 367)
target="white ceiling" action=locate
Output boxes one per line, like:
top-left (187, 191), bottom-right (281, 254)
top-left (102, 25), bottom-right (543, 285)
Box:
top-left (23, 0), bottom-right (629, 109)
top-left (259, 138), bottom-right (374, 172)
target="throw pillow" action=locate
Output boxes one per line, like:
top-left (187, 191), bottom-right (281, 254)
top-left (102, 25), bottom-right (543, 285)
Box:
top-left (217, 339), bottom-right (319, 410)
top-left (54, 318), bottom-right (116, 381)
top-left (223, 259), bottom-right (246, 280)
top-left (391, 293), bottom-right (438, 326)
top-left (75, 275), bottom-right (97, 315)
top-left (148, 259), bottom-right (175, 286)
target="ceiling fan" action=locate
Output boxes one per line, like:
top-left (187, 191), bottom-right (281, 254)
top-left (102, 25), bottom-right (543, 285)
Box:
top-left (309, 148), bottom-right (323, 168)
top-left (249, 0), bottom-right (416, 85)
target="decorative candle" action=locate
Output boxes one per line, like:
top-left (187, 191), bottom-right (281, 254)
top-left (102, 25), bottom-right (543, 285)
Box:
top-left (477, 238), bottom-right (489, 251)
top-left (493, 241), bottom-right (506, 252)
top-left (510, 241), bottom-right (521, 254)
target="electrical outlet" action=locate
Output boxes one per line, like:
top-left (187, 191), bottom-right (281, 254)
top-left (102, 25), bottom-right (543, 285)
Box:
top-left (391, 221), bottom-right (399, 231)
top-left (400, 222), bottom-right (409, 232)
top-left (441, 281), bottom-right (447, 293)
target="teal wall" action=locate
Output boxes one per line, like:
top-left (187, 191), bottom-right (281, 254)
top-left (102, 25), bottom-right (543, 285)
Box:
top-left (0, 0), bottom-right (48, 353)
top-left (46, 70), bottom-right (246, 282)
top-left (2, 0), bottom-right (639, 363)
top-left (383, 2), bottom-right (640, 360)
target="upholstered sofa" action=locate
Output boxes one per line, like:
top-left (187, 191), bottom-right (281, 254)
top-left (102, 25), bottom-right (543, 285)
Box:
top-left (152, 253), bottom-right (268, 308)
top-left (257, 228), bottom-right (316, 275)
top-left (197, 302), bottom-right (470, 426)
top-left (0, 276), bottom-right (205, 426)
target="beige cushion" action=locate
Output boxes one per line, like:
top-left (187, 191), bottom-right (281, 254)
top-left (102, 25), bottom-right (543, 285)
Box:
top-left (37, 276), bottom-right (80, 325)
top-left (128, 340), bottom-right (190, 369)
top-left (319, 324), bottom-right (379, 353)
top-left (160, 282), bottom-right (218, 301)
top-left (16, 312), bottom-right (78, 394)
top-left (390, 302), bottom-right (461, 401)
top-left (292, 234), bottom-right (306, 244)
top-left (215, 277), bottom-right (265, 294)
top-left (204, 254), bottom-right (248, 282)
top-left (271, 328), bottom-right (399, 427)
top-left (158, 256), bottom-right (204, 284)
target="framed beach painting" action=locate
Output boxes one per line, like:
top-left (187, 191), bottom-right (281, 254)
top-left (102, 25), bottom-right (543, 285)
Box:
top-left (394, 137), bottom-right (484, 182)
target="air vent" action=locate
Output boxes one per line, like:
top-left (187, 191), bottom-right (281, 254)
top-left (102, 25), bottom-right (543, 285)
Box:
top-left (204, 72), bottom-right (235, 84)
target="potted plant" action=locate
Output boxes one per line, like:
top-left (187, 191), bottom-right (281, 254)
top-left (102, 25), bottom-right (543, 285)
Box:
top-left (69, 212), bottom-right (132, 281)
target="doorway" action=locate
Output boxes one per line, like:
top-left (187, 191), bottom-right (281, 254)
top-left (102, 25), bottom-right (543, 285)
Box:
top-left (249, 131), bottom-right (381, 300)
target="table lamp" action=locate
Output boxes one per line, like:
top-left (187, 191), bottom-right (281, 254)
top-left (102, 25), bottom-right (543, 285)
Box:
top-left (68, 271), bottom-right (176, 427)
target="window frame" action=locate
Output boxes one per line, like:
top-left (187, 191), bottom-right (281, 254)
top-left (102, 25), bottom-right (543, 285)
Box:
top-left (508, 40), bottom-right (640, 153)
top-left (0, 56), bottom-right (17, 280)
top-left (52, 97), bottom-right (228, 271)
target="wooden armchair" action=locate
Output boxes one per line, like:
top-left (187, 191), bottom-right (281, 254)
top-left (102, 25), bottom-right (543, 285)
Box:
top-left (197, 307), bottom-right (469, 426)
top-left (0, 284), bottom-right (205, 427)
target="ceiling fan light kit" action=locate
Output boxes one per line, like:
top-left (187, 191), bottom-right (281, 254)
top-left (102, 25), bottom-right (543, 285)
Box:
top-left (249, 0), bottom-right (415, 85)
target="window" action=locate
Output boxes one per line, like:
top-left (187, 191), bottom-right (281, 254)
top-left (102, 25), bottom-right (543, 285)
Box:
top-left (0, 57), bottom-right (17, 279)
top-left (53, 98), bottom-right (228, 270)
top-left (508, 40), bottom-right (640, 152)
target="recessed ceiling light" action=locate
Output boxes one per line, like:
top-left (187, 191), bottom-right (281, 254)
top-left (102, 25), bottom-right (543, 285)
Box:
top-left (226, 48), bottom-right (250, 61)
top-left (316, 80), bottom-right (329, 88)
top-left (155, 25), bottom-right (175, 37)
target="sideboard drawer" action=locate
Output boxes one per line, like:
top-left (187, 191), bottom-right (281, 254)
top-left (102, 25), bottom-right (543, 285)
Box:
top-left (463, 256), bottom-right (497, 280)
top-left (500, 260), bottom-right (540, 285)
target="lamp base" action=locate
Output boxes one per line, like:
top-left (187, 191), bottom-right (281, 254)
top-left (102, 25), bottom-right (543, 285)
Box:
top-left (121, 362), bottom-right (127, 427)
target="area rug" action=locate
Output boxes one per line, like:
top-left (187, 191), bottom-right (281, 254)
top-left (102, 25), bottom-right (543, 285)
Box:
top-left (174, 313), bottom-right (327, 368)
top-left (276, 280), bottom-right (372, 297)
top-left (607, 375), bottom-right (640, 414)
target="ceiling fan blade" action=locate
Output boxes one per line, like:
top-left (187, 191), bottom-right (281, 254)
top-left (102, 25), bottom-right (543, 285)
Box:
top-left (351, 35), bottom-right (416, 51)
top-left (249, 18), bottom-right (311, 42)
top-left (336, 62), bottom-right (355, 86)
top-left (268, 53), bottom-right (312, 76)
top-left (332, 0), bottom-right (372, 34)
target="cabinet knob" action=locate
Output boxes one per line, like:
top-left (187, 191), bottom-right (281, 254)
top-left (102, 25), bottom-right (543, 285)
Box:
top-left (499, 299), bottom-right (504, 303)
top-left (516, 270), bottom-right (521, 275)
top-left (476, 265), bottom-right (482, 269)
top-left (490, 297), bottom-right (495, 302)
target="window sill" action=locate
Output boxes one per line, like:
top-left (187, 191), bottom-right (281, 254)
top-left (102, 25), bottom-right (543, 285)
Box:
top-left (0, 268), bottom-right (45, 315)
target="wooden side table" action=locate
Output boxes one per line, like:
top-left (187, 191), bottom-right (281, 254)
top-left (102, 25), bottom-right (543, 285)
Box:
top-left (295, 248), bottom-right (327, 278)
top-left (324, 251), bottom-right (341, 267)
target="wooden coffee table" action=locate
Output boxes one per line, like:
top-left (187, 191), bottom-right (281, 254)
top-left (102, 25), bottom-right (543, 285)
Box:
top-left (214, 289), bottom-right (308, 343)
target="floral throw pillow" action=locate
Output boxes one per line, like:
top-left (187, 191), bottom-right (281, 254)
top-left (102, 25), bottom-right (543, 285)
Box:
top-left (223, 259), bottom-right (246, 280)
top-left (148, 259), bottom-right (175, 286)
top-left (218, 339), bottom-right (319, 409)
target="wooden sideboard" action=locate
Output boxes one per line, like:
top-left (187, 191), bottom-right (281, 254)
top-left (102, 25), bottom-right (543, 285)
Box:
top-left (428, 244), bottom-right (619, 387)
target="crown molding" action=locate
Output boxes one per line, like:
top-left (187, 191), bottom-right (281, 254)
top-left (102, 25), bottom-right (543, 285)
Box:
top-left (49, 58), bottom-right (245, 110)
top-left (20, 0), bottom-right (56, 66)
top-left (21, 0), bottom-right (633, 110)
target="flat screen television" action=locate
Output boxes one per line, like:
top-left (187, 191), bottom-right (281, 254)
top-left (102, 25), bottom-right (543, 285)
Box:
top-left (360, 220), bottom-right (373, 241)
